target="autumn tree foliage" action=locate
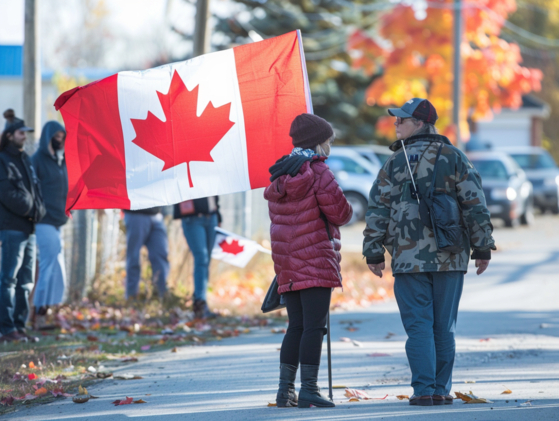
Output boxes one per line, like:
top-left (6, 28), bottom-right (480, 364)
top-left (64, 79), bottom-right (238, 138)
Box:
top-left (349, 0), bottom-right (543, 141)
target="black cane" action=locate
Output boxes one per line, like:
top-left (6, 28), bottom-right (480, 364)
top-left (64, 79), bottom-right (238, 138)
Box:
top-left (327, 310), bottom-right (333, 401)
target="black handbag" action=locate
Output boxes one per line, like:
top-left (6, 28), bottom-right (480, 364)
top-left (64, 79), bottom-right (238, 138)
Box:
top-left (404, 142), bottom-right (464, 254)
top-left (261, 275), bottom-right (284, 313)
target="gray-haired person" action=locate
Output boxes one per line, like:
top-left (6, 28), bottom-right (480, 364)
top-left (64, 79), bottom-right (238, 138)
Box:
top-left (363, 98), bottom-right (496, 406)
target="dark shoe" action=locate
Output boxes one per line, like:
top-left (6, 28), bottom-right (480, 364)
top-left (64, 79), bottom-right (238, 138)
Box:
top-left (409, 395), bottom-right (433, 406)
top-left (0, 331), bottom-right (22, 343)
top-left (193, 300), bottom-right (217, 320)
top-left (433, 394), bottom-right (453, 405)
top-left (276, 363), bottom-right (298, 407)
top-left (297, 364), bottom-right (335, 408)
top-left (17, 329), bottom-right (39, 343)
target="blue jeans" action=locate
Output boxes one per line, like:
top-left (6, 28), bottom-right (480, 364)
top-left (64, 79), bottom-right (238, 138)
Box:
top-left (394, 271), bottom-right (464, 397)
top-left (124, 213), bottom-right (169, 299)
top-left (0, 230), bottom-right (36, 335)
top-left (34, 224), bottom-right (67, 308)
top-left (181, 214), bottom-right (218, 302)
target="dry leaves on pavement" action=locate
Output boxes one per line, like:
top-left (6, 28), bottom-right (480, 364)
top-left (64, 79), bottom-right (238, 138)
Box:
top-left (344, 388), bottom-right (389, 402)
top-left (454, 391), bottom-right (493, 404)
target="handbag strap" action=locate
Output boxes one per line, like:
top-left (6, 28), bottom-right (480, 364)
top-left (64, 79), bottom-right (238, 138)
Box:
top-left (428, 144), bottom-right (444, 198)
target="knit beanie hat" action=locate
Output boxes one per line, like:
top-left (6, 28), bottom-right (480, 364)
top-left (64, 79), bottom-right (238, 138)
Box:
top-left (289, 113), bottom-right (334, 149)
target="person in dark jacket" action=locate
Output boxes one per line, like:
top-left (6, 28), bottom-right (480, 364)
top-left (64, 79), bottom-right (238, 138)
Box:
top-left (264, 113), bottom-right (353, 408)
top-left (31, 121), bottom-right (69, 321)
top-left (0, 119), bottom-right (45, 342)
top-left (123, 207), bottom-right (169, 300)
top-left (173, 197), bottom-right (222, 319)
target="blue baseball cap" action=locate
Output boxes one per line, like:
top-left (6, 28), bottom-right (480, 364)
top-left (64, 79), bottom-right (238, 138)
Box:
top-left (388, 98), bottom-right (438, 124)
top-left (4, 120), bottom-right (34, 134)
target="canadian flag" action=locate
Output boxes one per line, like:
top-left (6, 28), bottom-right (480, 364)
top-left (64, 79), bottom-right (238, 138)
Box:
top-left (212, 227), bottom-right (269, 268)
top-left (55, 31), bottom-right (312, 212)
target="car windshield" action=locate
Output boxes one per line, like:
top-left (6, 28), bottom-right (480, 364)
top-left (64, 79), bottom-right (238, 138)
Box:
top-left (471, 159), bottom-right (509, 180)
top-left (510, 152), bottom-right (558, 170)
top-left (376, 153), bottom-right (391, 165)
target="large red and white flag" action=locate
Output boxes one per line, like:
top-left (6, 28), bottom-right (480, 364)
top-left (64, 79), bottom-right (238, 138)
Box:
top-left (55, 31), bottom-right (312, 212)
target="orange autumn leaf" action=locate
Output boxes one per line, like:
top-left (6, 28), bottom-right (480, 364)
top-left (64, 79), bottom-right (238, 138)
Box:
top-left (396, 395), bottom-right (409, 400)
top-left (34, 387), bottom-right (47, 396)
top-left (28, 373), bottom-right (38, 380)
top-left (501, 389), bottom-right (512, 394)
top-left (28, 362), bottom-right (36, 369)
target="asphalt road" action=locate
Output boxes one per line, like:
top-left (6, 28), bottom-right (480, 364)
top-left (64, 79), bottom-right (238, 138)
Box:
top-left (6, 214), bottom-right (559, 421)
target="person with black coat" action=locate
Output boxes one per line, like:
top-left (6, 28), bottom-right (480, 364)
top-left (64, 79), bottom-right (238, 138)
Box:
top-left (0, 119), bottom-right (46, 342)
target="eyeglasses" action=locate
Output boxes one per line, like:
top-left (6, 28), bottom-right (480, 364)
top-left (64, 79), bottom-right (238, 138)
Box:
top-left (395, 117), bottom-right (410, 125)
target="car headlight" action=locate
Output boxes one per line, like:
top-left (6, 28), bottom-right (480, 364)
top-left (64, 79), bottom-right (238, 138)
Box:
top-left (491, 187), bottom-right (517, 201)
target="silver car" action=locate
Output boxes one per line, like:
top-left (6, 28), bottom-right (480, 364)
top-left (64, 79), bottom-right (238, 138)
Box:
top-left (328, 147), bottom-right (381, 224)
top-left (498, 146), bottom-right (559, 214)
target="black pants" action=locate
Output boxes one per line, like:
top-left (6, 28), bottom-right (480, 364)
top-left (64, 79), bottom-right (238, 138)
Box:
top-left (280, 287), bottom-right (332, 366)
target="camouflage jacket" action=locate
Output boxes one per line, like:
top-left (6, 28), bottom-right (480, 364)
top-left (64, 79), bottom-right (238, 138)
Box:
top-left (363, 134), bottom-right (496, 274)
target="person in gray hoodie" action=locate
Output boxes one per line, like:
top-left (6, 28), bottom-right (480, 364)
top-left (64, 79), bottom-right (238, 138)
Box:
top-left (31, 121), bottom-right (68, 322)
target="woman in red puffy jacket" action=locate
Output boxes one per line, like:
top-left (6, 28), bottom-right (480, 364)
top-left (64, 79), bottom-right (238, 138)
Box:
top-left (264, 113), bottom-right (352, 408)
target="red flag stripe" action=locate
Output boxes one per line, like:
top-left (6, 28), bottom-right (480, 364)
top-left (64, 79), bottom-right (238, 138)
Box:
top-left (234, 31), bottom-right (309, 189)
top-left (59, 74), bottom-right (130, 212)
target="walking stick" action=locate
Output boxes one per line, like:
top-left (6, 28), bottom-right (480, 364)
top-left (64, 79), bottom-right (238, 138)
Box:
top-left (327, 310), bottom-right (333, 402)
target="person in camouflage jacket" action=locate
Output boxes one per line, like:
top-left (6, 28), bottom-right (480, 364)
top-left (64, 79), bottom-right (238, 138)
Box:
top-left (363, 98), bottom-right (496, 407)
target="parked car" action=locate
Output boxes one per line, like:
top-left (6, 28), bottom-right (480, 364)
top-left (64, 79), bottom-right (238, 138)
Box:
top-left (468, 151), bottom-right (534, 227)
top-left (328, 147), bottom-right (380, 224)
top-left (350, 144), bottom-right (393, 167)
top-left (497, 146), bottom-right (559, 214)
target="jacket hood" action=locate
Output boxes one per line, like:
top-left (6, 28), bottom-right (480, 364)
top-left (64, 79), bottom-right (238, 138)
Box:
top-left (389, 134), bottom-right (451, 152)
top-left (265, 156), bottom-right (326, 202)
top-left (39, 121), bottom-right (66, 154)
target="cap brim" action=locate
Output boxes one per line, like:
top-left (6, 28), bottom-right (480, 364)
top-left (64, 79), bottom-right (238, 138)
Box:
top-left (19, 127), bottom-right (34, 132)
top-left (387, 108), bottom-right (413, 118)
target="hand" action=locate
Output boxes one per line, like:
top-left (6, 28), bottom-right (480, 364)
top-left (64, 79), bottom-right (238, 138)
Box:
top-left (475, 259), bottom-right (490, 275)
top-left (368, 262), bottom-right (385, 278)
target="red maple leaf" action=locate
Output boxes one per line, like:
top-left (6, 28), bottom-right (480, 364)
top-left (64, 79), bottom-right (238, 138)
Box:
top-left (219, 239), bottom-right (244, 255)
top-left (131, 70), bottom-right (235, 188)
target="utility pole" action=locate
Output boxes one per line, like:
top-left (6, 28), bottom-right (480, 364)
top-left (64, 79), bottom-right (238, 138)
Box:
top-left (452, 0), bottom-right (463, 150)
top-left (23, 0), bottom-right (40, 148)
top-left (193, 0), bottom-right (210, 57)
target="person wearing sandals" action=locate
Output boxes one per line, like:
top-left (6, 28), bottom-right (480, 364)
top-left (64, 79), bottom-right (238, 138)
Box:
top-left (363, 98), bottom-right (496, 406)
top-left (264, 113), bottom-right (352, 408)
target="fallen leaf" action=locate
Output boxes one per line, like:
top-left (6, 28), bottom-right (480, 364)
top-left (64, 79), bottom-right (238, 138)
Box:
top-left (112, 396), bottom-right (134, 406)
top-left (28, 373), bottom-right (38, 380)
top-left (133, 399), bottom-right (147, 404)
top-left (267, 402), bottom-right (277, 407)
top-left (114, 374), bottom-right (143, 380)
top-left (464, 380), bottom-right (476, 384)
top-left (121, 357), bottom-right (138, 363)
top-left (367, 353), bottom-right (391, 357)
top-left (345, 388), bottom-right (372, 400)
top-left (34, 387), bottom-right (47, 396)
top-left (171, 347), bottom-right (177, 353)
top-left (29, 362), bottom-right (36, 369)
top-left (340, 337), bottom-right (352, 342)
top-left (72, 395), bottom-right (90, 404)
top-left (501, 389), bottom-right (512, 394)
top-left (396, 395), bottom-right (409, 400)
top-left (346, 327), bottom-right (358, 332)
top-left (271, 328), bottom-right (286, 334)
top-left (519, 400), bottom-right (532, 407)
top-left (51, 388), bottom-right (73, 398)
top-left (1, 396), bottom-right (14, 406)
top-left (479, 338), bottom-right (491, 342)
top-left (332, 385), bottom-right (347, 389)
top-left (455, 391), bottom-right (493, 404)
top-left (87, 335), bottom-right (99, 342)
top-left (96, 372), bottom-right (113, 379)
top-left (349, 397), bottom-right (360, 402)
top-left (18, 393), bottom-right (37, 401)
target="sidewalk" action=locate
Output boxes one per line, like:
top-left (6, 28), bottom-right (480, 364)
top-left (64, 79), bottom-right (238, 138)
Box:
top-left (6, 215), bottom-right (559, 421)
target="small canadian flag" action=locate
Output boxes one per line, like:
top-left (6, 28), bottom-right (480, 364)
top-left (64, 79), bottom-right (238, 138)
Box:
top-left (55, 31), bottom-right (312, 212)
top-left (212, 227), bottom-right (268, 268)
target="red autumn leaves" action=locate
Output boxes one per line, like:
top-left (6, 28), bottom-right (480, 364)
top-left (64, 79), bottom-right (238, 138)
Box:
top-left (131, 70), bottom-right (235, 188)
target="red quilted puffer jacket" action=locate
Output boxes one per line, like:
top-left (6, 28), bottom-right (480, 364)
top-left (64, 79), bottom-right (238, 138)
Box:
top-left (264, 156), bottom-right (353, 294)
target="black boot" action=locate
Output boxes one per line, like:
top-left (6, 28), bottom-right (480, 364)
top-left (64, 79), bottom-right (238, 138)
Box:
top-left (276, 364), bottom-right (298, 407)
top-left (298, 364), bottom-right (335, 408)
top-left (193, 300), bottom-right (217, 320)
